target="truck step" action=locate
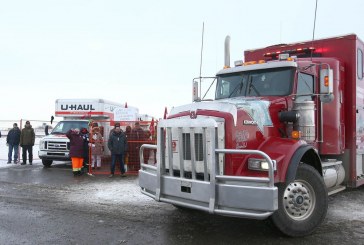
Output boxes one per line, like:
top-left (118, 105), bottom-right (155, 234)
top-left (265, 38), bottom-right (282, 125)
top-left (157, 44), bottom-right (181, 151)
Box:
top-left (327, 185), bottom-right (346, 196)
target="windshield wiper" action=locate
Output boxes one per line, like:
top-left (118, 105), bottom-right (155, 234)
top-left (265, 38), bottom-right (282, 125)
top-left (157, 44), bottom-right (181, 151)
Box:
top-left (248, 77), bottom-right (260, 96)
top-left (228, 77), bottom-right (245, 98)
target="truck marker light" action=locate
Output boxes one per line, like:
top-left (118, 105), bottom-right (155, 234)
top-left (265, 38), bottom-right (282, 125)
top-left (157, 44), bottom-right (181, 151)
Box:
top-left (258, 60), bottom-right (265, 64)
top-left (324, 76), bottom-right (329, 87)
top-left (243, 61), bottom-right (257, 66)
top-left (291, 130), bottom-right (301, 139)
top-left (264, 47), bottom-right (316, 58)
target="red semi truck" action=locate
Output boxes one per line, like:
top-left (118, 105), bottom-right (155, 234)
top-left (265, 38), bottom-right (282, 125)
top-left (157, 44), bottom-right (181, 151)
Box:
top-left (139, 34), bottom-right (364, 236)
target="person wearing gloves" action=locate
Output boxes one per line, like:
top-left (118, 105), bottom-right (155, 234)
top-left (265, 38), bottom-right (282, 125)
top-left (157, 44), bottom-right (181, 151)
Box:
top-left (66, 128), bottom-right (85, 176)
top-left (107, 125), bottom-right (127, 177)
top-left (20, 121), bottom-right (35, 165)
top-left (7, 123), bottom-right (21, 164)
top-left (90, 126), bottom-right (104, 170)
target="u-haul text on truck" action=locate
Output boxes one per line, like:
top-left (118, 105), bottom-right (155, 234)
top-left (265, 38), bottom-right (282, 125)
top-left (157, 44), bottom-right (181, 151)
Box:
top-left (38, 98), bottom-right (142, 167)
top-left (139, 34), bottom-right (364, 236)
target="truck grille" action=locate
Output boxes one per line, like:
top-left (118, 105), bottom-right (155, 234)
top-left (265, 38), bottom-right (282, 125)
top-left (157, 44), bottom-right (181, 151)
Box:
top-left (182, 133), bottom-right (204, 161)
top-left (158, 118), bottom-right (225, 182)
top-left (46, 141), bottom-right (69, 151)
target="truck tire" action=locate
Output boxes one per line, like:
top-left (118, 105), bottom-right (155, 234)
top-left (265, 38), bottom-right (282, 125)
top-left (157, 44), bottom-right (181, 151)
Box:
top-left (42, 159), bottom-right (53, 167)
top-left (271, 164), bottom-right (328, 237)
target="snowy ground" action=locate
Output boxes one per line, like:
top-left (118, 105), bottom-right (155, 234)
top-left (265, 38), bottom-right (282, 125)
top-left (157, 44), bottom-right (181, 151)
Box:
top-left (0, 137), bottom-right (42, 167)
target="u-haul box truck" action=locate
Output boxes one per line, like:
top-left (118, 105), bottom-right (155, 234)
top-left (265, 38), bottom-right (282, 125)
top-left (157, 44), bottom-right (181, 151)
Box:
top-left (38, 99), bottom-right (139, 167)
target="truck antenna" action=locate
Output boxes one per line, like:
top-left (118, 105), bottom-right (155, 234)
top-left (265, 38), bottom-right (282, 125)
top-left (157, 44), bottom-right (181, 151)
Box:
top-left (311, 0), bottom-right (318, 60)
top-left (199, 22), bottom-right (205, 97)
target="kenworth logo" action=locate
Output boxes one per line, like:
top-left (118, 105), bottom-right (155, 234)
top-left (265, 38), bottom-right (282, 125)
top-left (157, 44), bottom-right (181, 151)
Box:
top-left (243, 120), bottom-right (257, 125)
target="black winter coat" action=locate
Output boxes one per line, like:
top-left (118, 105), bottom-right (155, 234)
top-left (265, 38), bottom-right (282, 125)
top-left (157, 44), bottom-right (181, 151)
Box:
top-left (108, 131), bottom-right (128, 155)
top-left (7, 127), bottom-right (21, 145)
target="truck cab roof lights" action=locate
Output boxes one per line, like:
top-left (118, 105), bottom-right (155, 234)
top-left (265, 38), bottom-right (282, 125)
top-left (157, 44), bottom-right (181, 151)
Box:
top-left (264, 47), bottom-right (316, 58)
top-left (238, 60), bottom-right (266, 66)
top-left (279, 53), bottom-right (290, 60)
top-left (244, 61), bottom-right (257, 66)
top-left (234, 60), bottom-right (244, 67)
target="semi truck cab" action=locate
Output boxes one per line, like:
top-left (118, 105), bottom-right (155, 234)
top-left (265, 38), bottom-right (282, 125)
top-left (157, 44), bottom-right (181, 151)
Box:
top-left (139, 34), bottom-right (364, 237)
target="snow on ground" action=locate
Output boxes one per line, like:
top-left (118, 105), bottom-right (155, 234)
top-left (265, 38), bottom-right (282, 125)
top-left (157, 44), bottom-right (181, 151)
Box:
top-left (0, 137), bottom-right (42, 167)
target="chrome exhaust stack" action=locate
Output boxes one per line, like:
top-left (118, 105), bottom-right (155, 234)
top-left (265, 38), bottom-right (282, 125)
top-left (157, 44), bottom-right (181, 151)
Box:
top-left (224, 35), bottom-right (231, 68)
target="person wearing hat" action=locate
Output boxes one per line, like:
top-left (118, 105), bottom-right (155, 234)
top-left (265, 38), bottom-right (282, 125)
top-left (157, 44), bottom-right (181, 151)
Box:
top-left (107, 124), bottom-right (127, 177)
top-left (90, 126), bottom-right (104, 169)
top-left (66, 128), bottom-right (85, 176)
top-left (20, 121), bottom-right (35, 165)
top-left (109, 122), bottom-right (121, 137)
top-left (6, 123), bottom-right (21, 164)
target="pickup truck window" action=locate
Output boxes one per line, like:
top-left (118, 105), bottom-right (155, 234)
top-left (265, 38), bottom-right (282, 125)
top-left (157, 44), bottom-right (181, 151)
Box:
top-left (51, 121), bottom-right (89, 134)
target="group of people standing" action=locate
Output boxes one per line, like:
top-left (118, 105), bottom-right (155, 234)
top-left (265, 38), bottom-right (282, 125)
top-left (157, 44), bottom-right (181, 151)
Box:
top-left (66, 124), bottom-right (104, 177)
top-left (6, 121), bottom-right (35, 165)
top-left (5, 120), bottom-right (152, 178)
top-left (67, 121), bottom-right (152, 178)
top-left (105, 121), bottom-right (153, 177)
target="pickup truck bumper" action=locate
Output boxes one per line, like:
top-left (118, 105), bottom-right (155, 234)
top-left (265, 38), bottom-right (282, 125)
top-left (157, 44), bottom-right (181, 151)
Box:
top-left (38, 150), bottom-right (71, 161)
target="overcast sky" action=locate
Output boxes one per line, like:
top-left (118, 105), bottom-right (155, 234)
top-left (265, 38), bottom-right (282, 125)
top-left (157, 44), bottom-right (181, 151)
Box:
top-left (0, 0), bottom-right (362, 123)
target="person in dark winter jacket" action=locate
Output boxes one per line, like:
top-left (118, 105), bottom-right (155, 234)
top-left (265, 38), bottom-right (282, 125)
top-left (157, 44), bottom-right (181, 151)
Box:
top-left (6, 123), bottom-right (21, 164)
top-left (107, 125), bottom-right (127, 177)
top-left (129, 122), bottom-right (145, 166)
top-left (80, 127), bottom-right (90, 173)
top-left (20, 121), bottom-right (35, 165)
top-left (66, 128), bottom-right (85, 176)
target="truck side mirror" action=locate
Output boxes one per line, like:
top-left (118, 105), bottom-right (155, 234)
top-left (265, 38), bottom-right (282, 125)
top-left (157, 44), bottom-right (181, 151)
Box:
top-left (320, 68), bottom-right (334, 103)
top-left (45, 125), bottom-right (49, 136)
top-left (193, 81), bottom-right (200, 102)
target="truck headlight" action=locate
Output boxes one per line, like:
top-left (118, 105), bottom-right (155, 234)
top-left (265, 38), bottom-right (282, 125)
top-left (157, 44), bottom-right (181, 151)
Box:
top-left (39, 139), bottom-right (46, 150)
top-left (248, 158), bottom-right (276, 171)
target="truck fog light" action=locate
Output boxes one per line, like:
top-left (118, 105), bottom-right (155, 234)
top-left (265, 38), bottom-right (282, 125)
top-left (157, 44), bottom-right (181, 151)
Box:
top-left (248, 158), bottom-right (276, 171)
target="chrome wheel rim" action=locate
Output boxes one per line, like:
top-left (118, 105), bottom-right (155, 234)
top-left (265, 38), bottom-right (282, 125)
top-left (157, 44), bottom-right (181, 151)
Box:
top-left (282, 180), bottom-right (316, 221)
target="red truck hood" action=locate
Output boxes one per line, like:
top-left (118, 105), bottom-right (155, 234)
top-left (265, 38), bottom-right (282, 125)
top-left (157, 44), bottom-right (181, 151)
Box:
top-left (170, 97), bottom-right (275, 131)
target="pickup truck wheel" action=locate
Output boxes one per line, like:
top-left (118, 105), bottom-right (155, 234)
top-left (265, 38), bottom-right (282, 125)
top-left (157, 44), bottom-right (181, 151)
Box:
top-left (42, 159), bottom-right (53, 167)
top-left (271, 164), bottom-right (328, 237)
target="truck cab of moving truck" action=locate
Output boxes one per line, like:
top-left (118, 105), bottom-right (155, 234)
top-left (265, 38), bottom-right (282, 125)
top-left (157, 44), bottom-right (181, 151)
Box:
top-left (38, 120), bottom-right (90, 167)
top-left (38, 98), bottom-right (139, 167)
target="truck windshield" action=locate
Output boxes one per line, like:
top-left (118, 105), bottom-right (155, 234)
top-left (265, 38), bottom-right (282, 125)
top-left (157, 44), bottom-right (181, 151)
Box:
top-left (51, 121), bottom-right (89, 135)
top-left (215, 67), bottom-right (295, 99)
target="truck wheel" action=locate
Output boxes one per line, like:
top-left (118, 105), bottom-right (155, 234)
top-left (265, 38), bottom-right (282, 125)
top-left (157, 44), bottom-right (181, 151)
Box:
top-left (271, 164), bottom-right (328, 237)
top-left (42, 159), bottom-right (53, 167)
